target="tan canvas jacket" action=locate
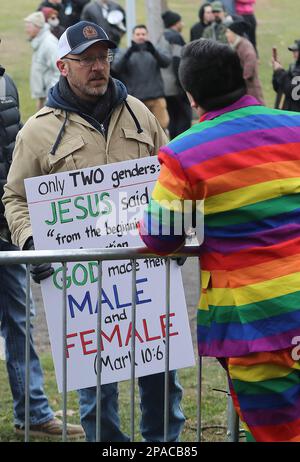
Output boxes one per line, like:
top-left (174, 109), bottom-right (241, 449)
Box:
top-left (3, 95), bottom-right (167, 248)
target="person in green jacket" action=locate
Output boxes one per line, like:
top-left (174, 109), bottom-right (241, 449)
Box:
top-left (202, 1), bottom-right (229, 44)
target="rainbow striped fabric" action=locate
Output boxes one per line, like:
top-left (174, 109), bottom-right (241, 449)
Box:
top-left (226, 348), bottom-right (300, 442)
top-left (141, 95), bottom-right (300, 358)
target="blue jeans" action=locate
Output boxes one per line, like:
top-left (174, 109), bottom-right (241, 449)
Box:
top-left (78, 371), bottom-right (185, 442)
top-left (0, 240), bottom-right (54, 426)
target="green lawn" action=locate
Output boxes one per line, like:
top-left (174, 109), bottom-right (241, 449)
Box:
top-left (0, 354), bottom-right (228, 442)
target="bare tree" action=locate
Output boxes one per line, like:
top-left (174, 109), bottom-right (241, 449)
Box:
top-left (161, 0), bottom-right (169, 12)
top-left (145, 0), bottom-right (168, 43)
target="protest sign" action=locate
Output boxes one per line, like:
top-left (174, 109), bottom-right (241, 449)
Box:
top-left (25, 156), bottom-right (195, 392)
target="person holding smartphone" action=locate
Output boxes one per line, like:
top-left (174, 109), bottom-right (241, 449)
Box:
top-left (272, 40), bottom-right (300, 112)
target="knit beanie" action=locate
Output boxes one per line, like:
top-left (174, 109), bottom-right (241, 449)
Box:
top-left (24, 12), bottom-right (45, 29)
top-left (162, 10), bottom-right (181, 28)
top-left (41, 7), bottom-right (58, 20)
top-left (227, 20), bottom-right (249, 37)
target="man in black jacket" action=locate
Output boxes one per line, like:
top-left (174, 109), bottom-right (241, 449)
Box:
top-left (0, 58), bottom-right (84, 440)
top-left (272, 40), bottom-right (300, 112)
top-left (112, 24), bottom-right (171, 131)
top-left (81, 0), bottom-right (126, 46)
top-left (159, 11), bottom-right (192, 139)
top-left (62, 0), bottom-right (90, 27)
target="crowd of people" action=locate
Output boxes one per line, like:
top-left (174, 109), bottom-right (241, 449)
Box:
top-left (20, 0), bottom-right (267, 137)
top-left (20, 0), bottom-right (300, 133)
top-left (1, 0), bottom-right (300, 443)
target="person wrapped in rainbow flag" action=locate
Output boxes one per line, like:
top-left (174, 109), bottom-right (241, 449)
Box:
top-left (140, 39), bottom-right (300, 442)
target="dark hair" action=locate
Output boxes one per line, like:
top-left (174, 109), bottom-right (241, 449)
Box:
top-left (132, 24), bottom-right (148, 33)
top-left (199, 2), bottom-right (212, 22)
top-left (179, 39), bottom-right (246, 111)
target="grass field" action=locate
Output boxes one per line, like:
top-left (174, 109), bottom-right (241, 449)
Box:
top-left (0, 355), bottom-right (228, 442)
top-left (0, 0), bottom-right (296, 443)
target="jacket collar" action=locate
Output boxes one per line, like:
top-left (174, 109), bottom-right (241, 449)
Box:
top-left (35, 106), bottom-right (102, 131)
top-left (200, 95), bottom-right (262, 122)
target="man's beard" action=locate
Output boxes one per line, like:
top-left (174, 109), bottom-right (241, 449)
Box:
top-left (85, 82), bottom-right (108, 97)
top-left (68, 69), bottom-right (109, 99)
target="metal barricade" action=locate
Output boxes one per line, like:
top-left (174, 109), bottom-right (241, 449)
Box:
top-left (0, 245), bottom-right (239, 443)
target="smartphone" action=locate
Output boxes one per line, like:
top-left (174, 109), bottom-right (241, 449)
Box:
top-left (272, 47), bottom-right (278, 61)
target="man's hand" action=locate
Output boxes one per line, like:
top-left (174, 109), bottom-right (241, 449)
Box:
top-left (124, 41), bottom-right (139, 59)
top-left (145, 41), bottom-right (156, 55)
top-left (272, 58), bottom-right (283, 72)
top-left (23, 237), bottom-right (54, 284)
top-left (171, 256), bottom-right (187, 266)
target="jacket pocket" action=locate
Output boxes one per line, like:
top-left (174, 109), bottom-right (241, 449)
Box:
top-left (48, 135), bottom-right (85, 172)
top-left (201, 270), bottom-right (212, 293)
top-left (121, 128), bottom-right (155, 158)
top-left (199, 270), bottom-right (234, 309)
top-left (199, 270), bottom-right (212, 311)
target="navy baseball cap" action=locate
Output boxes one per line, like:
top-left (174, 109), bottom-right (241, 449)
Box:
top-left (57, 21), bottom-right (117, 59)
top-left (288, 40), bottom-right (300, 52)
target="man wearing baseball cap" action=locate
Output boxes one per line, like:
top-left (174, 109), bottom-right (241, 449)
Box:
top-left (3, 21), bottom-right (185, 442)
top-left (206, 0), bottom-right (236, 15)
top-left (202, 1), bottom-right (228, 44)
top-left (272, 39), bottom-right (300, 112)
top-left (288, 39), bottom-right (300, 54)
top-left (0, 37), bottom-right (84, 442)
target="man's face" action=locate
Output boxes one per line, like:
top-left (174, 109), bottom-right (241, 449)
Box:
top-left (293, 50), bottom-right (299, 61)
top-left (132, 28), bottom-right (148, 44)
top-left (58, 42), bottom-right (111, 101)
top-left (203, 6), bottom-right (213, 25)
top-left (24, 22), bottom-right (41, 39)
top-left (213, 10), bottom-right (225, 23)
top-left (175, 20), bottom-right (184, 33)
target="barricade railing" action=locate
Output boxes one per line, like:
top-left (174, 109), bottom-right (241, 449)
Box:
top-left (0, 245), bottom-right (240, 443)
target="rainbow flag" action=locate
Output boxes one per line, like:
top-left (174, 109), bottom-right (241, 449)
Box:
top-left (141, 95), bottom-right (300, 358)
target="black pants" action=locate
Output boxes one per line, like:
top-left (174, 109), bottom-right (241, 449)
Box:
top-left (166, 94), bottom-right (192, 140)
top-left (242, 14), bottom-right (257, 53)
